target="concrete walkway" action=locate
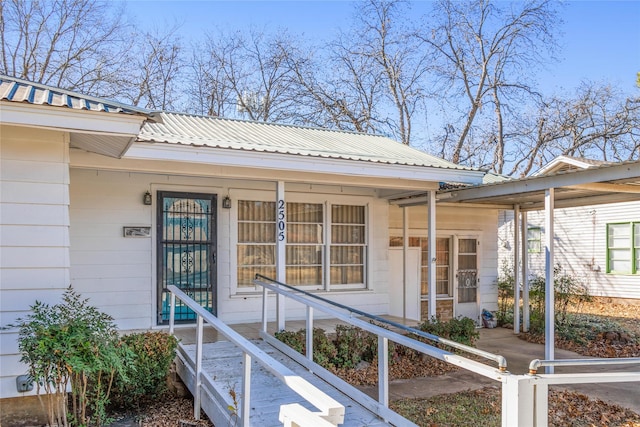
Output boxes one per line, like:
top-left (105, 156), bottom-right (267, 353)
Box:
top-left (362, 327), bottom-right (640, 414)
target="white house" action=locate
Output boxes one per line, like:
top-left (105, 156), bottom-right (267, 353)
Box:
top-left (0, 75), bottom-right (503, 410)
top-left (498, 156), bottom-right (640, 301)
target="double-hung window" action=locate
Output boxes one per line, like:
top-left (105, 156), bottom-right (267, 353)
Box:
top-left (606, 222), bottom-right (640, 274)
top-left (527, 227), bottom-right (542, 253)
top-left (237, 200), bottom-right (367, 290)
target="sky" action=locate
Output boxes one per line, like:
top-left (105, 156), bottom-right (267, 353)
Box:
top-left (126, 0), bottom-right (640, 97)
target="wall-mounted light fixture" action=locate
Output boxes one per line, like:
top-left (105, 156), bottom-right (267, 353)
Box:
top-left (143, 191), bottom-right (152, 205)
top-left (222, 195), bottom-right (231, 209)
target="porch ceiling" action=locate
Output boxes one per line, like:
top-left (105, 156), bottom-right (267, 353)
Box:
top-left (390, 160), bottom-right (640, 211)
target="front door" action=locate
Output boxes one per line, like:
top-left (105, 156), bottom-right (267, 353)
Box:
top-left (455, 238), bottom-right (479, 323)
top-left (157, 191), bottom-right (217, 324)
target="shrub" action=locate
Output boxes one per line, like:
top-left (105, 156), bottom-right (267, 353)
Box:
top-left (11, 286), bottom-right (130, 427)
top-left (333, 325), bottom-right (377, 368)
top-left (111, 331), bottom-right (178, 408)
top-left (274, 328), bottom-right (338, 367)
top-left (528, 264), bottom-right (592, 333)
top-left (496, 261), bottom-right (515, 326)
top-left (417, 317), bottom-right (479, 347)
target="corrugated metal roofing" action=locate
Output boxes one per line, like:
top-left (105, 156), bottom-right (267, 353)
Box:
top-left (139, 112), bottom-right (477, 170)
top-left (0, 74), bottom-right (150, 116)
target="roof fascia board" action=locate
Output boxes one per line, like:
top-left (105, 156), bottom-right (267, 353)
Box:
top-left (566, 183), bottom-right (640, 194)
top-left (533, 156), bottom-right (592, 176)
top-left (445, 162), bottom-right (640, 202)
top-left (125, 142), bottom-right (485, 184)
top-left (1, 102), bottom-right (144, 135)
top-left (70, 149), bottom-right (439, 191)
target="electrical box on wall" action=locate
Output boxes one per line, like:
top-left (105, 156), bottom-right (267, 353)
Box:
top-left (16, 375), bottom-right (34, 392)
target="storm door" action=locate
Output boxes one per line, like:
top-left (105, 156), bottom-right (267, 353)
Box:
top-left (157, 191), bottom-right (217, 324)
top-left (455, 238), bottom-right (479, 322)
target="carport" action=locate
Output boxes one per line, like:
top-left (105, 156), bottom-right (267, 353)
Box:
top-left (388, 160), bottom-right (640, 372)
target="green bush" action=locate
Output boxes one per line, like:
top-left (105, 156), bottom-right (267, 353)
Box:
top-left (496, 261), bottom-right (515, 326)
top-left (111, 331), bottom-right (178, 408)
top-left (274, 328), bottom-right (338, 367)
top-left (11, 287), bottom-right (131, 427)
top-left (417, 317), bottom-right (479, 347)
top-left (333, 325), bottom-right (377, 368)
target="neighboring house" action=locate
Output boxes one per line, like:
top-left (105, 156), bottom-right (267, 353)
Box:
top-left (0, 75), bottom-right (502, 407)
top-left (498, 156), bottom-right (640, 300)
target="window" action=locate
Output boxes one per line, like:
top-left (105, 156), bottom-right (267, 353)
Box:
top-left (237, 201), bottom-right (276, 287)
top-left (237, 200), bottom-right (367, 290)
top-left (287, 203), bottom-right (323, 286)
top-left (527, 227), bottom-right (541, 253)
top-left (607, 222), bottom-right (640, 274)
top-left (331, 205), bottom-right (366, 286)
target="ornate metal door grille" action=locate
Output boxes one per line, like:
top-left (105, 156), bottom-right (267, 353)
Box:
top-left (157, 191), bottom-right (217, 324)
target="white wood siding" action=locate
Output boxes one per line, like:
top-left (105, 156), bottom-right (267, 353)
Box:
top-left (69, 166), bottom-right (394, 329)
top-left (498, 202), bottom-right (640, 299)
top-left (388, 205), bottom-right (500, 314)
top-left (0, 125), bottom-right (70, 398)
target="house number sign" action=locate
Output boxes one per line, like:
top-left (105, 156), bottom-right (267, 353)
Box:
top-left (277, 199), bottom-right (286, 241)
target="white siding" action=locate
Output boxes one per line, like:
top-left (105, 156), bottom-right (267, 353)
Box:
top-left (498, 202), bottom-right (640, 299)
top-left (388, 204), bottom-right (500, 317)
top-left (0, 125), bottom-right (70, 398)
top-left (69, 167), bottom-right (394, 329)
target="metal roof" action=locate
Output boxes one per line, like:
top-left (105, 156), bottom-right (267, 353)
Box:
top-left (138, 112), bottom-right (477, 170)
top-left (0, 74), bottom-right (151, 116)
top-left (436, 160), bottom-right (640, 211)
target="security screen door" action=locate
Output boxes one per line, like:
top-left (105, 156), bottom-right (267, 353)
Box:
top-left (456, 238), bottom-right (479, 322)
top-left (157, 191), bottom-right (217, 324)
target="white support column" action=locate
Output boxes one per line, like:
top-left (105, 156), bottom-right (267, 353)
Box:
top-left (544, 188), bottom-right (555, 373)
top-left (276, 181), bottom-right (286, 331)
top-left (514, 205), bottom-right (521, 334)
top-left (522, 211), bottom-right (530, 332)
top-left (427, 191), bottom-right (437, 319)
top-left (403, 207), bottom-right (409, 319)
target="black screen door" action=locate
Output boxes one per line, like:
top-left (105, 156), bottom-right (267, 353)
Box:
top-left (157, 191), bottom-right (217, 324)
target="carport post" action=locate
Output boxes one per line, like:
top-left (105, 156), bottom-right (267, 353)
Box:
top-left (521, 211), bottom-right (530, 332)
top-left (514, 204), bottom-right (521, 334)
top-left (544, 188), bottom-right (555, 373)
top-left (427, 190), bottom-right (436, 318)
top-left (403, 207), bottom-right (409, 319)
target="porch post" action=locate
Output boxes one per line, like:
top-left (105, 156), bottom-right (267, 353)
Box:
top-left (522, 211), bottom-right (530, 332)
top-left (427, 191), bottom-right (436, 319)
top-left (276, 181), bottom-right (286, 331)
top-left (403, 207), bottom-right (409, 319)
top-left (513, 205), bottom-right (521, 334)
top-left (544, 188), bottom-right (555, 373)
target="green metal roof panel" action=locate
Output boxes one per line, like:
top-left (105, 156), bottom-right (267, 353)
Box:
top-left (139, 112), bottom-right (478, 170)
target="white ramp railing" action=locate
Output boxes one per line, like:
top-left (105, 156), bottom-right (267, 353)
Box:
top-left (253, 275), bottom-right (640, 427)
top-left (167, 285), bottom-right (345, 427)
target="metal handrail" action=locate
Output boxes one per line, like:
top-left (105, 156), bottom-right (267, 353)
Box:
top-left (254, 274), bottom-right (508, 371)
top-left (167, 285), bottom-right (345, 427)
top-left (529, 357), bottom-right (640, 374)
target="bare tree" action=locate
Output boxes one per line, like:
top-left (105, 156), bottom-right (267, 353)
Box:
top-left (125, 26), bottom-right (184, 110)
top-left (422, 0), bottom-right (558, 166)
top-left (508, 82), bottom-right (640, 176)
top-left (0, 0), bottom-right (131, 97)
top-left (188, 28), bottom-right (299, 122)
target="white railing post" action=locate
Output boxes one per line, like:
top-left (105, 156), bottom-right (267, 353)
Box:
top-left (306, 306), bottom-right (314, 362)
top-left (194, 314), bottom-right (204, 420)
top-left (262, 286), bottom-right (268, 333)
top-left (378, 336), bottom-right (389, 407)
top-left (501, 374), bottom-right (535, 427)
top-left (169, 292), bottom-right (176, 335)
top-left (534, 382), bottom-right (548, 427)
top-left (241, 352), bottom-right (251, 427)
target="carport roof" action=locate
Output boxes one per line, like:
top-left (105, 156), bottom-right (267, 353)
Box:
top-left (436, 159), bottom-right (640, 211)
